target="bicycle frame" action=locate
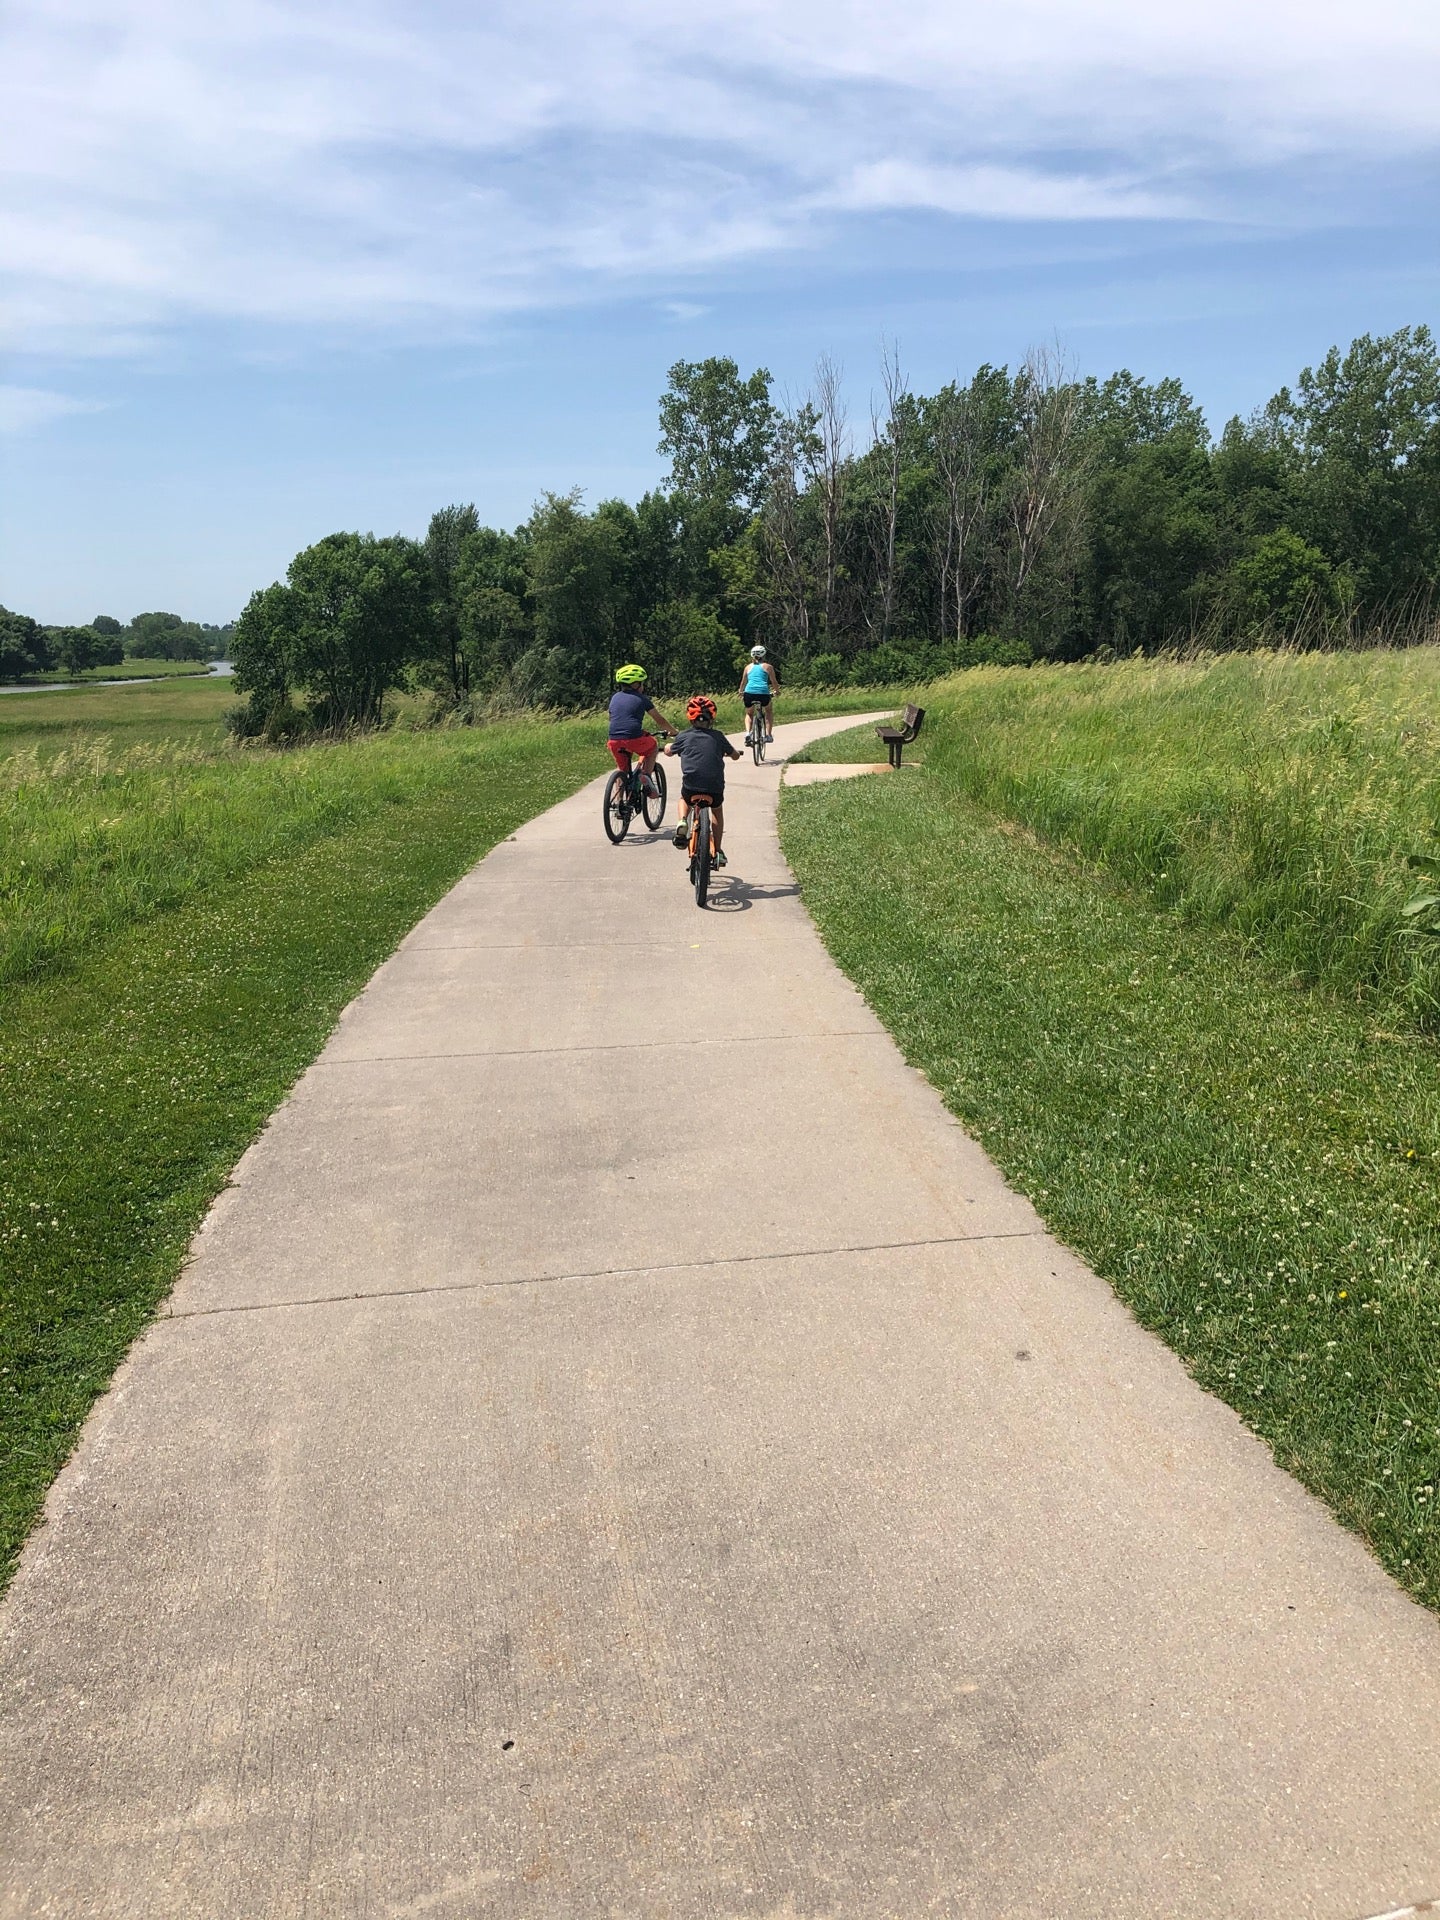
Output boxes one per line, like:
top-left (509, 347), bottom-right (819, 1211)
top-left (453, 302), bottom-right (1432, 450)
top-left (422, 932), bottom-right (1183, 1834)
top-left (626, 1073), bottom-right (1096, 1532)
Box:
top-left (685, 794), bottom-right (718, 906)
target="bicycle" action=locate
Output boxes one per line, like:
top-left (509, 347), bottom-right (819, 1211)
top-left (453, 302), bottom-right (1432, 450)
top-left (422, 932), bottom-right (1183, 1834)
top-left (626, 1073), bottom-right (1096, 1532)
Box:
top-left (745, 706), bottom-right (767, 764)
top-left (603, 745), bottom-right (668, 843)
top-left (684, 793), bottom-right (719, 906)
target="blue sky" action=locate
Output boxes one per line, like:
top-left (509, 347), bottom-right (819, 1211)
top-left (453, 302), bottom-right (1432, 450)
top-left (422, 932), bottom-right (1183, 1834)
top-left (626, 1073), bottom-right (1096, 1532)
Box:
top-left (3, 0), bottom-right (1440, 624)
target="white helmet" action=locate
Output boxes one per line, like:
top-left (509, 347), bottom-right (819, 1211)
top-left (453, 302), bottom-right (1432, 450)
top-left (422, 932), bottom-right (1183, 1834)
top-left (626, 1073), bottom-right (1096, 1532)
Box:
top-left (750, 645), bottom-right (767, 659)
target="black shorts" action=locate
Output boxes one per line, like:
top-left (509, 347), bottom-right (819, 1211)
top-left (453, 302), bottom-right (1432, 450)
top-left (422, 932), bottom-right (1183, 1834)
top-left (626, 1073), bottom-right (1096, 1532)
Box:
top-left (743, 690), bottom-right (771, 707)
top-left (681, 783), bottom-right (723, 805)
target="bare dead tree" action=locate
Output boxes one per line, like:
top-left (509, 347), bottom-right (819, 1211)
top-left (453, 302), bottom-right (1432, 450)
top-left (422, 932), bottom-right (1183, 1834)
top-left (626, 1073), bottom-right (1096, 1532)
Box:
top-left (867, 341), bottom-right (909, 648)
top-left (1007, 343), bottom-right (1088, 607)
top-left (929, 381), bottom-right (993, 645)
top-left (805, 354), bottom-right (850, 640)
top-left (760, 403), bottom-right (820, 650)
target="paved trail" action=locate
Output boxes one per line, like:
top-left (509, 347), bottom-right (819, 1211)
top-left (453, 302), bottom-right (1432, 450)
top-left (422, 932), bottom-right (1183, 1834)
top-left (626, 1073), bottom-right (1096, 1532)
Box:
top-left (3, 714), bottom-right (1440, 1919)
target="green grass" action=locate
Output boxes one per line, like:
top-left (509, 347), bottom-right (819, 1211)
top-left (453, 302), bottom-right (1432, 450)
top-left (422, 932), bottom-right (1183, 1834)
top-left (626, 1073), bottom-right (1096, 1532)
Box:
top-left (921, 650), bottom-right (1440, 1023)
top-left (3, 722), bottom-right (570, 986)
top-left (0, 673), bottom-right (238, 761)
top-left (781, 723), bottom-right (1440, 1608)
top-left (0, 715), bottom-right (602, 1583)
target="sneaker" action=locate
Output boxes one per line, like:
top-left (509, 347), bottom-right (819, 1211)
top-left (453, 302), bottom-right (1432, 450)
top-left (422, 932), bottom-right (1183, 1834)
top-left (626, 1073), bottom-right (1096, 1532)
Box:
top-left (714, 849), bottom-right (728, 868)
top-left (641, 775), bottom-right (658, 796)
top-left (764, 730), bottom-right (774, 741)
top-left (673, 822), bottom-right (688, 847)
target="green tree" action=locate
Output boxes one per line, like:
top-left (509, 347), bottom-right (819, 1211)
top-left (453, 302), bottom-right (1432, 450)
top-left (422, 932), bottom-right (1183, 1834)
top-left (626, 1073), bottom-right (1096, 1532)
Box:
top-left (126, 611), bottom-right (209, 660)
top-left (91, 615), bottom-right (122, 636)
top-left (0, 607), bottom-right (53, 680)
top-left (231, 582), bottom-right (299, 731)
top-left (515, 491), bottom-right (625, 706)
top-left (1080, 372), bottom-right (1219, 651)
top-left (1227, 528), bottom-right (1343, 633)
top-left (52, 626), bottom-right (123, 673)
top-left (1263, 326), bottom-right (1440, 612)
top-left (634, 598), bottom-right (739, 695)
top-left (658, 357), bottom-right (777, 511)
top-left (659, 357), bottom-right (777, 599)
top-left (424, 503), bottom-right (480, 699)
top-left (455, 524), bottom-right (531, 696)
top-left (283, 533), bottom-right (430, 726)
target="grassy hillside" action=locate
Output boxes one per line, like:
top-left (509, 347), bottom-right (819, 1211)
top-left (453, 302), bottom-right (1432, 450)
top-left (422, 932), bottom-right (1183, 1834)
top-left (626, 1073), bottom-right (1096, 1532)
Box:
top-left (780, 650), bottom-right (1440, 1609)
top-left (925, 649), bottom-right (1440, 1022)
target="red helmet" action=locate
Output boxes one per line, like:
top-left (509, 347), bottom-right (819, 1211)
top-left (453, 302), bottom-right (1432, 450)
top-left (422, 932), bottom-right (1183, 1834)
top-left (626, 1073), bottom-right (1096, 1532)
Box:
top-left (686, 694), bottom-right (717, 723)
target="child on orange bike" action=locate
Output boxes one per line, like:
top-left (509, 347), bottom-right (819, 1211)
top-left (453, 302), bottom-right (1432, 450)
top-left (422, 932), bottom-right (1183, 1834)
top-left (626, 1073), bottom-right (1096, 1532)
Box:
top-left (664, 695), bottom-right (742, 867)
top-left (607, 664), bottom-right (676, 790)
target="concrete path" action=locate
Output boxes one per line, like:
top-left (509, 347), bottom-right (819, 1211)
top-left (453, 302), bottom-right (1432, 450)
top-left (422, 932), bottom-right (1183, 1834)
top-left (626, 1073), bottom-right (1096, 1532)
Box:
top-left (3, 712), bottom-right (1440, 1920)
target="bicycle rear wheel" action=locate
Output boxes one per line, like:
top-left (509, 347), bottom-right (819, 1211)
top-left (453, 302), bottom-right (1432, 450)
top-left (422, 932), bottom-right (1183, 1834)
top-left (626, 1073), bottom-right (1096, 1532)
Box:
top-left (642, 759), bottom-right (667, 830)
top-left (602, 771), bottom-right (631, 843)
top-left (691, 804), bottom-right (712, 906)
top-left (754, 721), bottom-right (766, 765)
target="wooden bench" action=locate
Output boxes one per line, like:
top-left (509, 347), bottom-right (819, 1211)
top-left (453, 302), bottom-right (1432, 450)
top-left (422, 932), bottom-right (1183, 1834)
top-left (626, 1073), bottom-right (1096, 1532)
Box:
top-left (875, 703), bottom-right (925, 769)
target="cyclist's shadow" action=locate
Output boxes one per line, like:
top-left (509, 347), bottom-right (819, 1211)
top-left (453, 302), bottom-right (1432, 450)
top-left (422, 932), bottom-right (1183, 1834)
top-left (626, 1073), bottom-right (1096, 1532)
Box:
top-left (703, 875), bottom-right (801, 913)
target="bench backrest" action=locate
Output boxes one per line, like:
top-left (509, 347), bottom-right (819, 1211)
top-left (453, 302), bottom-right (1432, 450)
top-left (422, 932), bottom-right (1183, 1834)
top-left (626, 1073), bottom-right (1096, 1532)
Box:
top-left (904, 704), bottom-right (925, 735)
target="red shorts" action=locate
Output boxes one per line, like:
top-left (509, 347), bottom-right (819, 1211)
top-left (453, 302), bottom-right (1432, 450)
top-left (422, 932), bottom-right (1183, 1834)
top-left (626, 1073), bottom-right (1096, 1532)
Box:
top-left (608, 735), bottom-right (659, 771)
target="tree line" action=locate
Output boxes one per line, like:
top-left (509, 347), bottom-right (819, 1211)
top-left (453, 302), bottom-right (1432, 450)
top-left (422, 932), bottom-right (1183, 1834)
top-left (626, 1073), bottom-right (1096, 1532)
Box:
top-left (0, 609), bottom-right (233, 681)
top-left (212, 321), bottom-right (1440, 732)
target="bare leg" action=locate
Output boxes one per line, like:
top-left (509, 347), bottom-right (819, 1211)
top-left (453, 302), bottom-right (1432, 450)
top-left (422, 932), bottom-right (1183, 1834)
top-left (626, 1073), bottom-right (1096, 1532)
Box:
top-left (712, 802), bottom-right (725, 853)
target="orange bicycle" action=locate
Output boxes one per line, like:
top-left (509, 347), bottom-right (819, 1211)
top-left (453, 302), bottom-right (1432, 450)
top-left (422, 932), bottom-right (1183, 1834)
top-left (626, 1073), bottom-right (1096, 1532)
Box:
top-left (684, 793), bottom-right (719, 906)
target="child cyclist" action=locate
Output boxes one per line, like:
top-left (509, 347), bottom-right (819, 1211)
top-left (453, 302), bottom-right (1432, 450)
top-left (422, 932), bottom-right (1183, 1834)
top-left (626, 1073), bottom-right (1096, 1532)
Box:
top-left (739, 644), bottom-right (778, 741)
top-left (666, 695), bottom-right (742, 867)
top-left (607, 664), bottom-right (676, 791)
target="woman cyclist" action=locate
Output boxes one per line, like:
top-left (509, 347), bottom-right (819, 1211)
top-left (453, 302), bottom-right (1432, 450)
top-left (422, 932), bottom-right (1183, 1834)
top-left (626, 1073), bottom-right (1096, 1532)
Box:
top-left (739, 645), bottom-right (778, 742)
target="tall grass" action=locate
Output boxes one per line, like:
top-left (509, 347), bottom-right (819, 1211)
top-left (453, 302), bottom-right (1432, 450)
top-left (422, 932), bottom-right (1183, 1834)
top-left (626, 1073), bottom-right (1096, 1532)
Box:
top-left (925, 648), bottom-right (1440, 1022)
top-left (0, 720), bottom-right (599, 987)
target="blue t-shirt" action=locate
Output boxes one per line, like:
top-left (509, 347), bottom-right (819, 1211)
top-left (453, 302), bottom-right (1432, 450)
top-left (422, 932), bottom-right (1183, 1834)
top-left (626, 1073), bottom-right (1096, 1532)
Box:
top-left (608, 689), bottom-right (655, 739)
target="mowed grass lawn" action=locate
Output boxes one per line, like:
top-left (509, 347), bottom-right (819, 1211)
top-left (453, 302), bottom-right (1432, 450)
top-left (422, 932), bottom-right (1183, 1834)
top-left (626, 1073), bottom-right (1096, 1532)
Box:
top-left (781, 654), bottom-right (1440, 1608)
top-left (0, 676), bottom-right (905, 1583)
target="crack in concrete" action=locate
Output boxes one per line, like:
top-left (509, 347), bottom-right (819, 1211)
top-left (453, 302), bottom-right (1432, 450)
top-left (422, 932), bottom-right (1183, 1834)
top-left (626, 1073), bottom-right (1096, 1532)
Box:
top-left (315, 1028), bottom-right (882, 1067)
top-left (162, 1228), bottom-right (1046, 1323)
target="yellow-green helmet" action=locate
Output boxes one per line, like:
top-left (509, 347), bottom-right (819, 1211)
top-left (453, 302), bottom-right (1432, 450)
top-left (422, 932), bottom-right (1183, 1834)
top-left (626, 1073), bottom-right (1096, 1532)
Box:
top-left (614, 663), bottom-right (647, 685)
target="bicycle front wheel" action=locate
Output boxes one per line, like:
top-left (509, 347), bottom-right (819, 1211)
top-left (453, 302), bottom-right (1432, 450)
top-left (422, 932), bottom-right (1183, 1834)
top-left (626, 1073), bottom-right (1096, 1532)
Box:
top-left (692, 804), bottom-right (712, 907)
top-left (642, 760), bottom-right (667, 831)
top-left (603, 771), bottom-right (631, 843)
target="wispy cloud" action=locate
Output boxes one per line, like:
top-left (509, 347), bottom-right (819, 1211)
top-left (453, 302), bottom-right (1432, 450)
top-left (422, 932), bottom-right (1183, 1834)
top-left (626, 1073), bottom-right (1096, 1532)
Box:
top-left (2, 0), bottom-right (1438, 356)
top-left (823, 161), bottom-right (1188, 223)
top-left (0, 385), bottom-right (107, 434)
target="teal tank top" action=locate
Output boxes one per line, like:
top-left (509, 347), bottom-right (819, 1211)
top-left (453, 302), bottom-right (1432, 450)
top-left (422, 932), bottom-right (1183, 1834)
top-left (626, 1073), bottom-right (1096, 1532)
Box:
top-left (744, 663), bottom-right (770, 694)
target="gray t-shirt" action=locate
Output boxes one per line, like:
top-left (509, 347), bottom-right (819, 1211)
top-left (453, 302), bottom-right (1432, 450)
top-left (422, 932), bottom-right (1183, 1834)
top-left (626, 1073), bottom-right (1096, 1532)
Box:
top-left (669, 726), bottom-right (737, 791)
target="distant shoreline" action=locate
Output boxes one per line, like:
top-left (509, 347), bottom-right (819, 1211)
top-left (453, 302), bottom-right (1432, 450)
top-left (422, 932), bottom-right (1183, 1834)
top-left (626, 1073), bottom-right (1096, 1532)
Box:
top-left (0, 662), bottom-right (234, 697)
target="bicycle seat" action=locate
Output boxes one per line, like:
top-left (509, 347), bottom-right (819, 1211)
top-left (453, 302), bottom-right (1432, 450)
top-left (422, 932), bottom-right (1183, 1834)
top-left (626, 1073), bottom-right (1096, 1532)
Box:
top-left (688, 792), bottom-right (717, 805)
